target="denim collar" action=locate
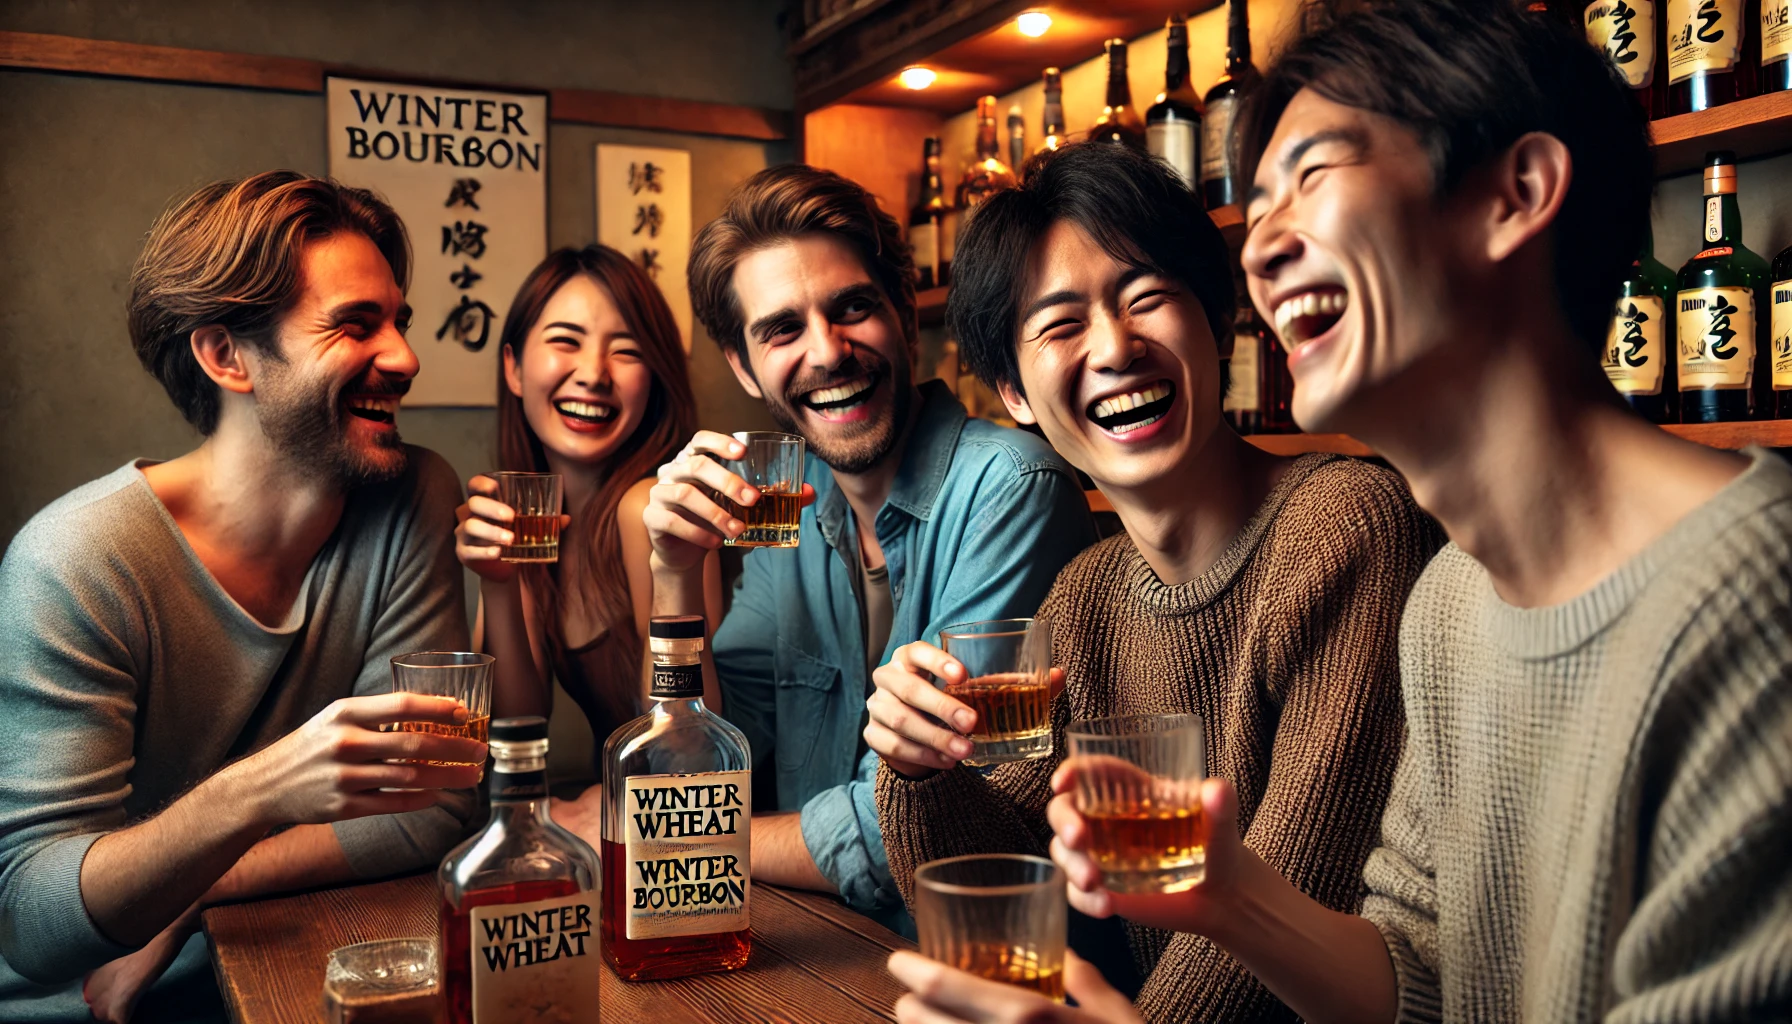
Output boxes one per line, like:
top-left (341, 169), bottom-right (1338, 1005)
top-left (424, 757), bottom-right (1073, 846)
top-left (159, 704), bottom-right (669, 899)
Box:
top-left (813, 380), bottom-right (968, 550)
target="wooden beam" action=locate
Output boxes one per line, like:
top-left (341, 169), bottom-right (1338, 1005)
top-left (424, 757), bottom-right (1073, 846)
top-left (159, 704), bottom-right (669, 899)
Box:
top-left (0, 30), bottom-right (792, 141)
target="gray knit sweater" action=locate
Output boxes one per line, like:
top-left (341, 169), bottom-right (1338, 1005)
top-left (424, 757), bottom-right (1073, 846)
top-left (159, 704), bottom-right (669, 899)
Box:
top-left (0, 447), bottom-right (473, 1021)
top-left (1363, 447), bottom-right (1792, 1022)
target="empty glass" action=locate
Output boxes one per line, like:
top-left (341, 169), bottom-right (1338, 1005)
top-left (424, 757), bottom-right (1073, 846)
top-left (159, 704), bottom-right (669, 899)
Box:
top-left (1065, 713), bottom-right (1208, 893)
top-left (722, 431), bottom-right (805, 548)
top-left (937, 617), bottom-right (1055, 765)
top-left (322, 938), bottom-right (440, 1024)
top-left (914, 854), bottom-right (1067, 1002)
top-left (494, 471), bottom-right (563, 563)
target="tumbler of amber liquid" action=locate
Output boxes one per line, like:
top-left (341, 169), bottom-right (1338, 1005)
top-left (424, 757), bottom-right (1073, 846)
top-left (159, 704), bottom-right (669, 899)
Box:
top-left (385, 652), bottom-right (493, 778)
top-left (937, 617), bottom-right (1054, 766)
top-left (494, 471), bottom-right (562, 563)
top-left (914, 854), bottom-right (1067, 1003)
top-left (721, 431), bottom-right (804, 548)
top-left (1065, 713), bottom-right (1207, 893)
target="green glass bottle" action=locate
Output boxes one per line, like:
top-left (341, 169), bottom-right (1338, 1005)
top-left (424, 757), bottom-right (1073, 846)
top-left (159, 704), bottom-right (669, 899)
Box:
top-left (1604, 228), bottom-right (1678, 423)
top-left (1771, 244), bottom-right (1792, 417)
top-left (1676, 151), bottom-right (1770, 422)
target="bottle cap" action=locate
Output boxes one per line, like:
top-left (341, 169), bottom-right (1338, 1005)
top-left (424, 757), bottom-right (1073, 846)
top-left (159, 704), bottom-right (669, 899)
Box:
top-left (1705, 152), bottom-right (1738, 194)
top-left (650, 615), bottom-right (706, 640)
top-left (490, 716), bottom-right (548, 742)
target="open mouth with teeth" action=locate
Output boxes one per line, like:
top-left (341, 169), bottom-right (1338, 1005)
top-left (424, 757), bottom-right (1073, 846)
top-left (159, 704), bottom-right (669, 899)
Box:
top-left (1087, 380), bottom-right (1175, 436)
top-left (1273, 288), bottom-right (1350, 347)
top-left (802, 375), bottom-right (877, 419)
top-left (346, 395), bottom-right (399, 425)
top-left (555, 398), bottom-right (618, 425)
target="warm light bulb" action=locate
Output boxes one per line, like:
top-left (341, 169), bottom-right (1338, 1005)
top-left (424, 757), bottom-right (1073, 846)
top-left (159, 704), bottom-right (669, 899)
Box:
top-left (899, 66), bottom-right (937, 90)
top-left (1016, 12), bottom-right (1052, 37)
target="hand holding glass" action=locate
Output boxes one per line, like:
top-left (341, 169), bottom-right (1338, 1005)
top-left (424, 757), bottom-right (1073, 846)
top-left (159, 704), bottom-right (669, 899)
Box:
top-left (1065, 713), bottom-right (1207, 893)
top-left (721, 431), bottom-right (804, 548)
top-left (914, 854), bottom-right (1067, 1002)
top-left (494, 471), bottom-right (562, 563)
top-left (937, 617), bottom-right (1054, 765)
top-left (385, 652), bottom-right (493, 778)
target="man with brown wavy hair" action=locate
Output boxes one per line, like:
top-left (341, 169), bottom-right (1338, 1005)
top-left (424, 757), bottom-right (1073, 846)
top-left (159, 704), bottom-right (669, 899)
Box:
top-left (0, 171), bottom-right (484, 1022)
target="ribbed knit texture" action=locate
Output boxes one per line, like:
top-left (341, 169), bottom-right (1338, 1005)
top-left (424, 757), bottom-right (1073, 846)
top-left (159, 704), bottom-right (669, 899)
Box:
top-left (1363, 447), bottom-right (1792, 1023)
top-left (878, 453), bottom-right (1444, 1023)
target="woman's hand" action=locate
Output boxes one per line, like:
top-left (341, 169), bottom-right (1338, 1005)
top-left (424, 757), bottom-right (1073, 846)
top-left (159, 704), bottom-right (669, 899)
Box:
top-left (887, 950), bottom-right (1143, 1024)
top-left (455, 473), bottom-right (570, 585)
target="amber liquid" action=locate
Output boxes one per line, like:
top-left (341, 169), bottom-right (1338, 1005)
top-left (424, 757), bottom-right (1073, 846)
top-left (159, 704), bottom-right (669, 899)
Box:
top-left (945, 673), bottom-right (1051, 742)
top-left (382, 715), bottom-right (490, 767)
top-left (943, 942), bottom-right (1066, 1002)
top-left (599, 838), bottom-right (752, 980)
top-left (722, 488), bottom-right (801, 548)
top-left (1083, 800), bottom-right (1206, 892)
top-left (500, 513), bottom-right (561, 563)
top-left (439, 877), bottom-right (580, 1024)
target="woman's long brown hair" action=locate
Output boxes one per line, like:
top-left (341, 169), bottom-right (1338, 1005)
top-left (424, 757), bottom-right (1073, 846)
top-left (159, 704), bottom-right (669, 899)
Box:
top-left (495, 245), bottom-right (695, 711)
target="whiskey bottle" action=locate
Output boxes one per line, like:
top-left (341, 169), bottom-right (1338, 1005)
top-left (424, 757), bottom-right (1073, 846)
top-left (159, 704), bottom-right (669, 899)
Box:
top-left (1007, 104), bottom-right (1028, 174)
top-left (439, 717), bottom-right (600, 1024)
top-left (1585, 0), bottom-right (1666, 118)
top-left (1603, 229), bottom-right (1679, 423)
top-left (1039, 68), bottom-right (1067, 156)
top-left (1224, 295), bottom-right (1265, 434)
top-left (1763, 0), bottom-right (1792, 92)
top-left (601, 615), bottom-right (752, 980)
top-left (1090, 39), bottom-right (1146, 151)
top-left (909, 138), bottom-right (949, 291)
top-left (1201, 0), bottom-right (1262, 210)
top-left (1677, 151), bottom-right (1770, 422)
top-left (1770, 244), bottom-right (1792, 416)
top-left (957, 95), bottom-right (1018, 215)
top-left (1146, 13), bottom-right (1203, 190)
top-left (1667, 0), bottom-right (1754, 113)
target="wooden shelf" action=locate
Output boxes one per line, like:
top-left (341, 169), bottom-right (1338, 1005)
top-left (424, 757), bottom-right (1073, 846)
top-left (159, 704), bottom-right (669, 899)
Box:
top-left (1651, 91), bottom-right (1792, 176)
top-left (1243, 420), bottom-right (1792, 456)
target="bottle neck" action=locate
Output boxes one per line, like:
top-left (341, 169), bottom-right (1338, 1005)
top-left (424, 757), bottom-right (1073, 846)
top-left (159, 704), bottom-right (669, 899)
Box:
top-left (1226, 0), bottom-right (1253, 73)
top-left (919, 154), bottom-right (942, 202)
top-left (1165, 34), bottom-right (1190, 92)
top-left (977, 118), bottom-right (1000, 159)
top-left (1043, 92), bottom-right (1064, 134)
top-left (488, 742), bottom-right (552, 819)
top-left (1702, 191), bottom-right (1743, 246)
top-left (1106, 52), bottom-right (1132, 108)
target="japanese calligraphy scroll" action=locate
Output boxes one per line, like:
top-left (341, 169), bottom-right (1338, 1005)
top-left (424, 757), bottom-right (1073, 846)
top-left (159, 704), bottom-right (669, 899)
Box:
top-left (596, 145), bottom-right (693, 352)
top-left (326, 77), bottom-right (547, 406)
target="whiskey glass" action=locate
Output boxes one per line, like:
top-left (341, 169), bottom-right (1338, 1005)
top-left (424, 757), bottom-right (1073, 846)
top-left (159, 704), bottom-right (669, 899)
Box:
top-left (386, 652), bottom-right (494, 775)
top-left (1064, 713), bottom-right (1207, 893)
top-left (321, 938), bottom-right (439, 1024)
top-left (937, 617), bottom-right (1054, 765)
top-left (494, 471), bottom-right (563, 563)
top-left (914, 854), bottom-right (1067, 1002)
top-left (721, 431), bottom-right (804, 548)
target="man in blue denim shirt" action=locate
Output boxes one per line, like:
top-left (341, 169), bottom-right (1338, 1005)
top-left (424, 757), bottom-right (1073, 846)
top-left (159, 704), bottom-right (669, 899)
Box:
top-left (643, 165), bottom-right (1095, 928)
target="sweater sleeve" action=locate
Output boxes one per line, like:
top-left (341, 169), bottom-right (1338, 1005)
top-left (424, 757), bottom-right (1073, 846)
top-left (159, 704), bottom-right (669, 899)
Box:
top-left (1133, 468), bottom-right (1436, 1024)
top-left (1360, 743), bottom-right (1445, 1024)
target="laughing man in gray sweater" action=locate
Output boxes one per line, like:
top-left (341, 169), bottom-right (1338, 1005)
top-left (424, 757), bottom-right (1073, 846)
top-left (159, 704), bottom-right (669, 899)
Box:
top-left (886, 4), bottom-right (1790, 1023)
top-left (0, 172), bottom-right (488, 1023)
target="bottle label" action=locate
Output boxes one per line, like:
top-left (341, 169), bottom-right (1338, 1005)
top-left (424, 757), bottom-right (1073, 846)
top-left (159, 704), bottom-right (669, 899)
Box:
top-left (1773, 279), bottom-right (1792, 388)
top-left (1602, 295), bottom-right (1667, 395)
top-left (1668, 0), bottom-right (1743, 84)
top-left (911, 221), bottom-right (939, 284)
top-left (1705, 196), bottom-right (1723, 243)
top-left (470, 890), bottom-right (601, 1023)
top-left (1224, 328), bottom-right (1261, 412)
top-left (1677, 286), bottom-right (1756, 390)
top-left (1199, 96), bottom-right (1235, 186)
top-left (622, 770), bottom-right (751, 941)
top-left (1767, 0), bottom-right (1792, 63)
top-left (1147, 121), bottom-right (1198, 190)
top-left (650, 663), bottom-right (703, 700)
top-left (1586, 0), bottom-right (1657, 87)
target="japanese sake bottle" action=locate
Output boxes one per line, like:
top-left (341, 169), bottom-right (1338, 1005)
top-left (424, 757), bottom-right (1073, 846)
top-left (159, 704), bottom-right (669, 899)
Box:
top-left (1676, 151), bottom-right (1770, 423)
top-left (600, 615), bottom-right (753, 980)
top-left (438, 716), bottom-right (600, 1024)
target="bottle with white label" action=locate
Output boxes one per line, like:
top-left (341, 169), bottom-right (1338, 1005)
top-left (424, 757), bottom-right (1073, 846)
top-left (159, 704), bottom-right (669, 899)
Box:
top-left (1770, 243), bottom-right (1792, 416)
top-left (1146, 13), bottom-right (1202, 191)
top-left (1666, 0), bottom-right (1755, 114)
top-left (1604, 229), bottom-right (1678, 423)
top-left (1585, 0), bottom-right (1665, 118)
top-left (439, 716), bottom-right (600, 1024)
top-left (601, 615), bottom-right (752, 980)
top-left (909, 137), bottom-right (948, 291)
top-left (1764, 0), bottom-right (1792, 93)
top-left (1676, 150), bottom-right (1769, 422)
top-left (1200, 0), bottom-right (1261, 210)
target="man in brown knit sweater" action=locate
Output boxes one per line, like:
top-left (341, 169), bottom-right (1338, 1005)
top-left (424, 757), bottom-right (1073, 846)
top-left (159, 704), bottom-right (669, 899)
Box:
top-left (889, 3), bottom-right (1792, 1023)
top-left (865, 142), bottom-right (1442, 1022)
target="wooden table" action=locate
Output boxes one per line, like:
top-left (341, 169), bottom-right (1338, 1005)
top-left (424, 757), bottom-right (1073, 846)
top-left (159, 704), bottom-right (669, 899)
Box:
top-left (202, 873), bottom-right (914, 1023)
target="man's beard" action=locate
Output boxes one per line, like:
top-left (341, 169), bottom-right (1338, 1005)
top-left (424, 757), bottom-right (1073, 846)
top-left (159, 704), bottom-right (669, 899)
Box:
top-left (255, 360), bottom-right (409, 489)
top-left (763, 350), bottom-right (913, 475)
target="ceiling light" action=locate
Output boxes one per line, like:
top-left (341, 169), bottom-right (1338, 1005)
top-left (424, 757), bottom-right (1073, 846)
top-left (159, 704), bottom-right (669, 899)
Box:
top-left (1016, 12), bottom-right (1052, 37)
top-left (899, 66), bottom-right (937, 90)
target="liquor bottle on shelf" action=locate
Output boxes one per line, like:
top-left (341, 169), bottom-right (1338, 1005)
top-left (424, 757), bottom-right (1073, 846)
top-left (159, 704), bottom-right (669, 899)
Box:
top-left (910, 137), bottom-right (949, 291)
top-left (1585, 0), bottom-right (1666, 118)
top-left (1677, 151), bottom-right (1770, 422)
top-left (1008, 104), bottom-right (1028, 174)
top-left (1763, 0), bottom-right (1792, 93)
top-left (1090, 38), bottom-right (1147, 151)
top-left (1771, 244), bottom-right (1792, 416)
top-left (1201, 0), bottom-right (1262, 210)
top-left (1226, 290), bottom-right (1295, 434)
top-left (1666, 0), bottom-right (1754, 113)
top-left (1603, 229), bottom-right (1678, 423)
top-left (601, 615), bottom-right (752, 981)
top-left (1146, 13), bottom-right (1203, 190)
top-left (439, 716), bottom-right (600, 1024)
top-left (957, 95), bottom-right (1018, 215)
top-left (1039, 68), bottom-right (1068, 156)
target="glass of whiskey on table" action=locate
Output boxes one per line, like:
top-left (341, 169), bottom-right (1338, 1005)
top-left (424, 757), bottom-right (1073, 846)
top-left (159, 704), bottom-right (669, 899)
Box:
top-left (385, 652), bottom-right (493, 779)
top-left (938, 617), bottom-right (1054, 764)
top-left (914, 854), bottom-right (1067, 1002)
top-left (494, 471), bottom-right (563, 562)
top-left (721, 431), bottom-right (804, 548)
top-left (1065, 713), bottom-right (1208, 893)
top-left (321, 938), bottom-right (439, 1024)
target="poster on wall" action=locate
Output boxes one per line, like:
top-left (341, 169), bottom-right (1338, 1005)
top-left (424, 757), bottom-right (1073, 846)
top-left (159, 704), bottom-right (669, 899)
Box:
top-left (597, 145), bottom-right (693, 352)
top-left (326, 76), bottom-right (548, 406)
